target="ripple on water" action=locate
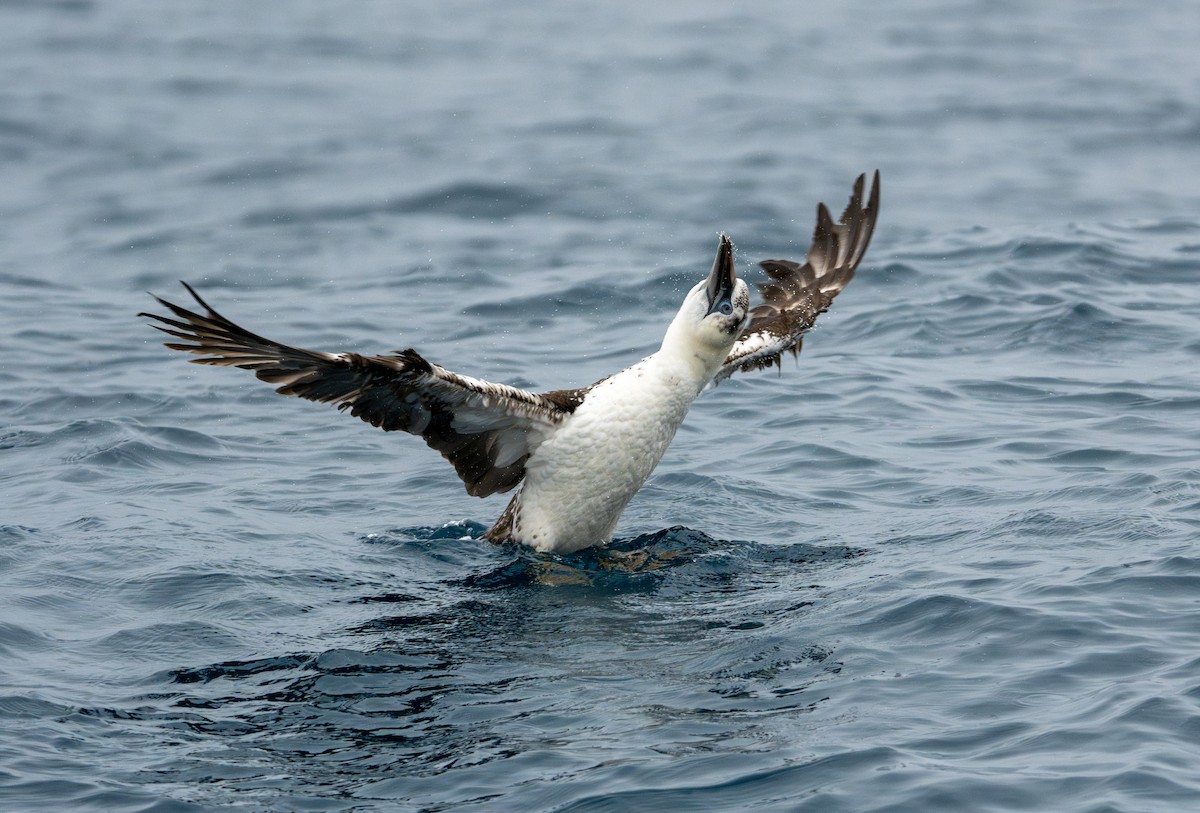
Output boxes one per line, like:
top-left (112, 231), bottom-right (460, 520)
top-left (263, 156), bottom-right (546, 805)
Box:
top-left (239, 181), bottom-right (551, 228)
top-left (3, 2), bottom-right (1200, 809)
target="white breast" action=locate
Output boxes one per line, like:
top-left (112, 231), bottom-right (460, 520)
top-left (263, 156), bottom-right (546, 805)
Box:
top-left (514, 354), bottom-right (703, 552)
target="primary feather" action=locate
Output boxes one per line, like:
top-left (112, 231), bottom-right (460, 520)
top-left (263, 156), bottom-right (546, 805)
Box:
top-left (143, 282), bottom-right (576, 497)
top-left (715, 170), bottom-right (879, 383)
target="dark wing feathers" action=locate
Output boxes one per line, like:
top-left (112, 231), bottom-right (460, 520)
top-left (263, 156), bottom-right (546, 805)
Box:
top-left (715, 170), bottom-right (880, 384)
top-left (141, 282), bottom-right (574, 497)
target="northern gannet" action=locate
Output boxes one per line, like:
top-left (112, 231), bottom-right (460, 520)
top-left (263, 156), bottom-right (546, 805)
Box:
top-left (142, 172), bottom-right (880, 553)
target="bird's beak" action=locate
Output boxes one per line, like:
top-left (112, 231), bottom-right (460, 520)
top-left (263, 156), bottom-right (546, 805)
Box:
top-left (705, 233), bottom-right (736, 315)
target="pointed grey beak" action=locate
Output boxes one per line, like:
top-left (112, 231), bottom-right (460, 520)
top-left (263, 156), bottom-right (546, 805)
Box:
top-left (705, 233), bottom-right (736, 315)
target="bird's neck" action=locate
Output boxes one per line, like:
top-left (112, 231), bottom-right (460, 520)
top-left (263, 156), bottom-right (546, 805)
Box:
top-left (656, 317), bottom-right (731, 391)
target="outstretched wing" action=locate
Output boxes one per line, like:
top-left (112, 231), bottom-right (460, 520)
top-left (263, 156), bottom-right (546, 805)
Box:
top-left (141, 283), bottom-right (580, 497)
top-left (714, 170), bottom-right (880, 384)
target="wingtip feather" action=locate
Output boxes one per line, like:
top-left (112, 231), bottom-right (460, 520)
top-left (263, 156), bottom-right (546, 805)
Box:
top-left (718, 171), bottom-right (880, 383)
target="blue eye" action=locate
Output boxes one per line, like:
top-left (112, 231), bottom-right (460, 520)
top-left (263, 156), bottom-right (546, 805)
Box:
top-left (718, 301), bottom-right (733, 315)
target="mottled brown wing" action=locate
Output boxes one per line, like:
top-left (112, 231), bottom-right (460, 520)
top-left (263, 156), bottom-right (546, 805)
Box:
top-left (714, 170), bottom-right (880, 384)
top-left (141, 283), bottom-right (576, 497)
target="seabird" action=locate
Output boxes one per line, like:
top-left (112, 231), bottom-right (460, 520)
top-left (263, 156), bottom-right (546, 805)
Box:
top-left (142, 172), bottom-right (880, 553)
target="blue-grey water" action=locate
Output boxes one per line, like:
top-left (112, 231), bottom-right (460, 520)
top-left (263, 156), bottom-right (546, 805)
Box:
top-left (2, 1), bottom-right (1200, 811)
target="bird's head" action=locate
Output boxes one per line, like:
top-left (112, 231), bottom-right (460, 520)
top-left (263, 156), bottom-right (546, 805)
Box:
top-left (666, 234), bottom-right (750, 356)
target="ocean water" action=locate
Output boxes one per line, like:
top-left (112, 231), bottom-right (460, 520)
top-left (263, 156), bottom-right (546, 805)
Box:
top-left (2, 1), bottom-right (1200, 811)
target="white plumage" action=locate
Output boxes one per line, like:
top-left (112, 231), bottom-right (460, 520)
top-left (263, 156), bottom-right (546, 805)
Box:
top-left (512, 295), bottom-right (744, 551)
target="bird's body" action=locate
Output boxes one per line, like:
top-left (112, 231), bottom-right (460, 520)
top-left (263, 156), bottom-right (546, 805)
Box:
top-left (142, 172), bottom-right (879, 553)
top-left (491, 332), bottom-right (721, 552)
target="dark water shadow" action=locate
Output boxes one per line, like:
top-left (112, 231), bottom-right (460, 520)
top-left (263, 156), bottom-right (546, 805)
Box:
top-left (120, 525), bottom-right (859, 806)
top-left (365, 522), bottom-right (863, 593)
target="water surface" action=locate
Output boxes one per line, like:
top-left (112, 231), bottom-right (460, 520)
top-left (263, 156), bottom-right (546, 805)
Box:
top-left (2, 1), bottom-right (1199, 811)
